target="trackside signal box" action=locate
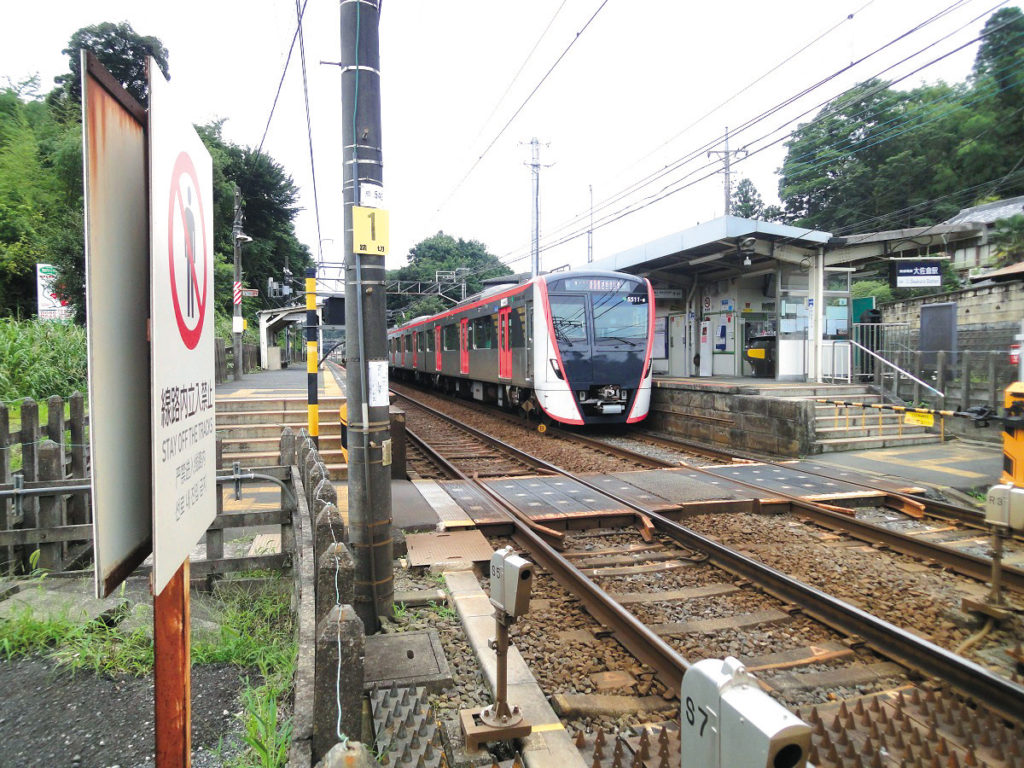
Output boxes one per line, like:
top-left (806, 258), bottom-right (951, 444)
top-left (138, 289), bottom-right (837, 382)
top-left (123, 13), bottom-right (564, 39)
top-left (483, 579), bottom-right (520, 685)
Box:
top-left (680, 657), bottom-right (810, 768)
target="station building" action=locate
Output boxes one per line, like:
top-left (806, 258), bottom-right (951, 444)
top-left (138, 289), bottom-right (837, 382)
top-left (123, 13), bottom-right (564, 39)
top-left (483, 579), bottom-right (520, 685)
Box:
top-left (588, 209), bottom-right (1013, 455)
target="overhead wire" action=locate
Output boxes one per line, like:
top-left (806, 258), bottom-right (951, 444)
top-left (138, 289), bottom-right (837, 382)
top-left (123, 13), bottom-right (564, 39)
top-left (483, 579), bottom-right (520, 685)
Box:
top-left (508, 2), bottom-right (1015, 265)
top-left (294, 0), bottom-right (325, 265)
top-left (535, 0), bottom-right (1005, 256)
top-left (257, 0), bottom-right (311, 158)
top-left (434, 0), bottom-right (611, 215)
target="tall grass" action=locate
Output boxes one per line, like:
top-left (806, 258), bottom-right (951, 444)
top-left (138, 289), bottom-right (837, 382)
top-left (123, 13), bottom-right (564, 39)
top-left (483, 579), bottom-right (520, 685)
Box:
top-left (0, 318), bottom-right (87, 402)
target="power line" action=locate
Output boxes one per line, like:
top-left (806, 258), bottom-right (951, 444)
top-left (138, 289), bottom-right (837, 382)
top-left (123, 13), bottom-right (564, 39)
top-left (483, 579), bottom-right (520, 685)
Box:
top-left (538, 0), bottom-right (997, 251)
top-left (257, 0), bottom-right (310, 157)
top-left (434, 0), bottom-right (611, 215)
top-left (518, 1), bottom-right (1010, 262)
top-left (294, 0), bottom-right (325, 265)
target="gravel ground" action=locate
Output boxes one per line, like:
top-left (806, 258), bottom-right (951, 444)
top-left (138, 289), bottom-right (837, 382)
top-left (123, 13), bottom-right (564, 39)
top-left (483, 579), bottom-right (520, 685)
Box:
top-left (0, 657), bottom-right (246, 768)
top-left (392, 385), bottom-right (650, 475)
top-left (682, 509), bottom-right (1024, 679)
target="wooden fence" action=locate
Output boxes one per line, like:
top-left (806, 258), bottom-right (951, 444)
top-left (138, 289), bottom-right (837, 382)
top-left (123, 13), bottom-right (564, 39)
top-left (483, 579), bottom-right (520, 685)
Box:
top-left (1, 397), bottom-right (298, 581)
top-left (0, 393), bottom-right (90, 575)
top-left (215, 339), bottom-right (261, 385)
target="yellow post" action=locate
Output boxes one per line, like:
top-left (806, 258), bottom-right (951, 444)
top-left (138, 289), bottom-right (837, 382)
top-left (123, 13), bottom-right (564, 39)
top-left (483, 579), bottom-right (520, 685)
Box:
top-left (306, 270), bottom-right (319, 447)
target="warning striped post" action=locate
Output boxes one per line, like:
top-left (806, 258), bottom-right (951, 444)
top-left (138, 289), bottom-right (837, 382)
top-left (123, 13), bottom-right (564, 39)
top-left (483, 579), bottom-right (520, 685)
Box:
top-left (232, 281), bottom-right (242, 305)
top-left (306, 268), bottom-right (319, 448)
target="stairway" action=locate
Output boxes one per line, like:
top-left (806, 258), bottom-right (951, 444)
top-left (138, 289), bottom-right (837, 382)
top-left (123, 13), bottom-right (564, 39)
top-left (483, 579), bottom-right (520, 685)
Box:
top-left (215, 396), bottom-right (347, 479)
top-left (804, 387), bottom-right (942, 453)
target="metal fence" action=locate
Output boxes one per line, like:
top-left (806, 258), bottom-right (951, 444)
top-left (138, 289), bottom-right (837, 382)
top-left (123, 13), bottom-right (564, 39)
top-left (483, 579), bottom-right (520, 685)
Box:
top-left (822, 323), bottom-right (1017, 410)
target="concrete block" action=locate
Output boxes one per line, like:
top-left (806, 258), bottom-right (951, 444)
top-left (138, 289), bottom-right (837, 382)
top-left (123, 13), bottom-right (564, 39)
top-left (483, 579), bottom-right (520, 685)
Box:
top-left (392, 527), bottom-right (407, 558)
top-left (315, 740), bottom-right (375, 768)
top-left (363, 630), bottom-right (453, 692)
top-left (279, 427), bottom-right (296, 466)
top-left (314, 604), bottom-right (365, 762)
top-left (315, 503), bottom-right (346, 562)
top-left (317, 543), bottom-right (355, 624)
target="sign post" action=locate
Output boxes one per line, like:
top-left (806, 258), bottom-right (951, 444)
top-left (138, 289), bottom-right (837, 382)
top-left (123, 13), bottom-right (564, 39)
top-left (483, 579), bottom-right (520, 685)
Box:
top-left (148, 59), bottom-right (216, 767)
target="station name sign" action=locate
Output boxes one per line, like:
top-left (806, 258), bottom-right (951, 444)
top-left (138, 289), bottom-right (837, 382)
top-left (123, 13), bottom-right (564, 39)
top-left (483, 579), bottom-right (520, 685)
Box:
top-left (891, 259), bottom-right (942, 288)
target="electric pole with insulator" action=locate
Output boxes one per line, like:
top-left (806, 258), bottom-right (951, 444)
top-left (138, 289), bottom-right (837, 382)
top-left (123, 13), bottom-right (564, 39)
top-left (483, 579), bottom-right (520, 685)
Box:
top-left (707, 126), bottom-right (747, 216)
top-left (341, 0), bottom-right (393, 634)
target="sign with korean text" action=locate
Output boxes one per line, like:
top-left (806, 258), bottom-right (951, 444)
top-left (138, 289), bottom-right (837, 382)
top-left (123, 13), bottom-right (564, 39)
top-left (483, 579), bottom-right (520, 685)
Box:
top-left (352, 205), bottom-right (389, 255)
top-left (891, 260), bottom-right (942, 288)
top-left (148, 60), bottom-right (216, 596)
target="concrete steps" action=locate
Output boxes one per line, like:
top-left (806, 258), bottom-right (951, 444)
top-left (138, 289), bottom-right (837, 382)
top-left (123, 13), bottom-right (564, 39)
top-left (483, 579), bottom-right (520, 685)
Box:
top-left (216, 396), bottom-right (347, 479)
top-left (803, 386), bottom-right (941, 454)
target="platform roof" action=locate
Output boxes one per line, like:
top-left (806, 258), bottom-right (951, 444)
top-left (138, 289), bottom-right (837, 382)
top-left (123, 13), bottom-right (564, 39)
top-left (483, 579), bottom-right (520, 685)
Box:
top-left (589, 216), bottom-right (832, 281)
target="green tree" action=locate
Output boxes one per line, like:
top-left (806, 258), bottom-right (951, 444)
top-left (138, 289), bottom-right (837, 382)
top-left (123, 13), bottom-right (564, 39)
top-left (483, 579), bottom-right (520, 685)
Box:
top-left (731, 178), bottom-right (763, 218)
top-left (973, 7), bottom-right (1024, 108)
top-left (52, 21), bottom-right (170, 109)
top-left (388, 232), bottom-right (511, 322)
top-left (989, 214), bottom-right (1024, 267)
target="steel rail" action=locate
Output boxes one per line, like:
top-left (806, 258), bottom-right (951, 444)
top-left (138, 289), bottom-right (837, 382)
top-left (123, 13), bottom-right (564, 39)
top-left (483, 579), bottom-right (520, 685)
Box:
top-left (643, 456), bottom-right (1024, 595)
top-left (391, 385), bottom-right (1024, 721)
top-left (554, 473), bottom-right (1024, 726)
top-left (578, 429), bottom-right (1024, 592)
top-left (404, 426), bottom-right (565, 548)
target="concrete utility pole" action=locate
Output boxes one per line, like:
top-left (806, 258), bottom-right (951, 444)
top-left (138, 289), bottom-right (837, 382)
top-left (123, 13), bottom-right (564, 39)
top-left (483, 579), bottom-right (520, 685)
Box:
top-left (525, 138), bottom-right (550, 277)
top-left (231, 186), bottom-right (247, 381)
top-left (341, 0), bottom-right (393, 633)
top-left (707, 126), bottom-right (747, 216)
top-left (587, 184), bottom-right (594, 263)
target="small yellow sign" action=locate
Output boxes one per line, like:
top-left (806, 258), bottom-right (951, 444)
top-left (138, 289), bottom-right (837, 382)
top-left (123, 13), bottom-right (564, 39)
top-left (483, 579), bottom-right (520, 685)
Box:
top-left (904, 411), bottom-right (934, 427)
top-left (747, 348), bottom-right (766, 359)
top-left (352, 206), bottom-right (389, 255)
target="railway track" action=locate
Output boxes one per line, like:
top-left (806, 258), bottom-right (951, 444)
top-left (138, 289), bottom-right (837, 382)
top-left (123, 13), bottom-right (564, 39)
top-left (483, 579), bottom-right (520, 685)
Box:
top-left (394, 390), bottom-right (1024, 728)
top-left (392, 382), bottom-right (1024, 599)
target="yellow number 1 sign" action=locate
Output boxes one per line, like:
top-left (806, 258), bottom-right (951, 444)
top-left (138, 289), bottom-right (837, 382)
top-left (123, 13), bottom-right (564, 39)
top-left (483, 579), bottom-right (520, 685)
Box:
top-left (352, 206), bottom-right (389, 255)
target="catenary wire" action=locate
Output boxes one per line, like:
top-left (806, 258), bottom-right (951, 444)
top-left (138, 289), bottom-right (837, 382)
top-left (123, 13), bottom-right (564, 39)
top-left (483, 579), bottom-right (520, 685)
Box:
top-left (434, 0), bottom-right (611, 216)
top-left (295, 0), bottom-right (325, 266)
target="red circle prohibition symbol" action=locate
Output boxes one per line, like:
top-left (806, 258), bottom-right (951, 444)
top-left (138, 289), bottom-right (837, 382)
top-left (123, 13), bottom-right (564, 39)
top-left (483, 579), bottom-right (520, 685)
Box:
top-left (167, 151), bottom-right (208, 350)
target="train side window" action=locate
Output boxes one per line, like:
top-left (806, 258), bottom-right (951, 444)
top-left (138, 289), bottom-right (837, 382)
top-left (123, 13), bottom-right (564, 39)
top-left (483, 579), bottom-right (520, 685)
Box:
top-left (425, 329), bottom-right (434, 351)
top-left (473, 316), bottom-right (494, 348)
top-left (417, 332), bottom-right (425, 352)
top-left (510, 307), bottom-right (526, 348)
top-left (443, 323), bottom-right (459, 350)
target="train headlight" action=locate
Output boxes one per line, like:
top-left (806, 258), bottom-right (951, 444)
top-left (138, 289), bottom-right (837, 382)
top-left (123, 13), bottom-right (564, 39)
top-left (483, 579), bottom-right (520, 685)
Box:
top-left (549, 359), bottom-right (564, 380)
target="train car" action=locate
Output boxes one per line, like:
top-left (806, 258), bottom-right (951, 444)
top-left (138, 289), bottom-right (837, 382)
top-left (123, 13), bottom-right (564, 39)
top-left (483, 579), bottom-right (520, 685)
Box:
top-left (387, 270), bottom-right (655, 427)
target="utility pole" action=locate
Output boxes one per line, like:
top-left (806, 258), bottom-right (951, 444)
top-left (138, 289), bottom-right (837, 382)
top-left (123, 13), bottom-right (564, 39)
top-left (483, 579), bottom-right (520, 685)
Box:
top-left (341, 0), bottom-right (393, 634)
top-left (707, 126), bottom-right (747, 216)
top-left (587, 184), bottom-right (594, 263)
top-left (231, 186), bottom-right (249, 381)
top-left (525, 138), bottom-right (551, 277)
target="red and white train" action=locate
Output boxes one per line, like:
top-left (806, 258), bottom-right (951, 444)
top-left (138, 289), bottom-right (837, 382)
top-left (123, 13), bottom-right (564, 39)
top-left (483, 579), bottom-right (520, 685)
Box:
top-left (387, 270), bottom-right (655, 426)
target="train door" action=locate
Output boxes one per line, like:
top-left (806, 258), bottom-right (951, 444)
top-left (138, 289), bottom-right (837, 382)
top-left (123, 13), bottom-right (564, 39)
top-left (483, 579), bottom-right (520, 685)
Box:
top-left (498, 306), bottom-right (512, 378)
top-left (434, 326), bottom-right (442, 371)
top-left (525, 301), bottom-right (533, 380)
top-left (667, 313), bottom-right (687, 377)
top-left (412, 331), bottom-right (418, 367)
top-left (459, 317), bottom-right (469, 374)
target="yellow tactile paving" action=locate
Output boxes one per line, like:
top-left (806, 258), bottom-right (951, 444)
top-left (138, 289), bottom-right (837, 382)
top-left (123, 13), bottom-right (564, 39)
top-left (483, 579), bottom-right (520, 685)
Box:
top-left (221, 484), bottom-right (283, 512)
top-left (865, 448), bottom-right (989, 480)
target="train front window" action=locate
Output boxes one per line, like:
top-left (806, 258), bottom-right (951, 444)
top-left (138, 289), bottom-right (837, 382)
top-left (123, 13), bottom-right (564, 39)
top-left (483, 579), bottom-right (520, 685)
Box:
top-left (592, 283), bottom-right (648, 346)
top-left (549, 296), bottom-right (588, 346)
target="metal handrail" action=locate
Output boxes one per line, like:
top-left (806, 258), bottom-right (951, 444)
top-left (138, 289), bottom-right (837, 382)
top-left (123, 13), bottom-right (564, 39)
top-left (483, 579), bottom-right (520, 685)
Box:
top-left (848, 339), bottom-right (944, 397)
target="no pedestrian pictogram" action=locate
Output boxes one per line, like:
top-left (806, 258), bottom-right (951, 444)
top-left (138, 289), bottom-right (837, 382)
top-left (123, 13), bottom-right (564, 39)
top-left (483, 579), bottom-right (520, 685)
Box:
top-left (168, 152), bottom-right (208, 350)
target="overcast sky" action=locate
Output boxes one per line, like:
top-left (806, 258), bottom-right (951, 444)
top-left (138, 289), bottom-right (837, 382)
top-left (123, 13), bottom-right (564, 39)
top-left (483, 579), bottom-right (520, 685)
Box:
top-left (1, 1), bottom-right (1011, 285)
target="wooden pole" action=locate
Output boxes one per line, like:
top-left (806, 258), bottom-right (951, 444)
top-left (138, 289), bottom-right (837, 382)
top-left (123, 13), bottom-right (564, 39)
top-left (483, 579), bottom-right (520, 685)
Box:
top-left (154, 558), bottom-right (191, 767)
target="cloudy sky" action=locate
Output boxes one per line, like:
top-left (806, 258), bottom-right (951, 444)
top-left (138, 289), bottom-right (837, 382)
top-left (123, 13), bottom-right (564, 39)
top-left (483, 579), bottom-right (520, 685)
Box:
top-left (1, 1), bottom-right (1007, 282)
